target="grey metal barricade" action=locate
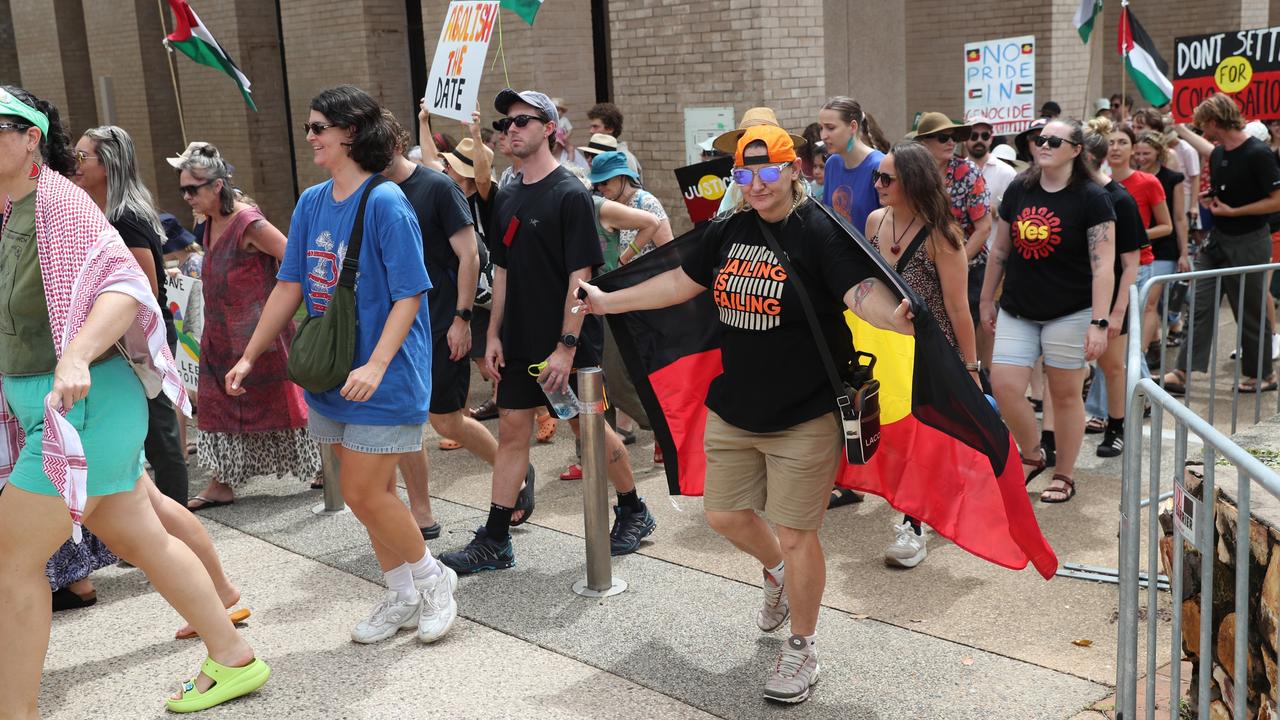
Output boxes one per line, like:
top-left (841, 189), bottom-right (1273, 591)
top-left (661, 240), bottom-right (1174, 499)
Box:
top-left (1116, 269), bottom-right (1280, 719)
top-left (572, 367), bottom-right (626, 598)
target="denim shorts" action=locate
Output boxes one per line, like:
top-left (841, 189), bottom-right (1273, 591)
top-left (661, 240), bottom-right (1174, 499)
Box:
top-left (993, 307), bottom-right (1092, 370)
top-left (307, 411), bottom-right (424, 454)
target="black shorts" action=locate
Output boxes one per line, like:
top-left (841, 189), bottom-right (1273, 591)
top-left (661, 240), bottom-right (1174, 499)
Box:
top-left (430, 333), bottom-right (471, 415)
top-left (497, 359), bottom-right (590, 412)
top-left (967, 260), bottom-right (985, 327)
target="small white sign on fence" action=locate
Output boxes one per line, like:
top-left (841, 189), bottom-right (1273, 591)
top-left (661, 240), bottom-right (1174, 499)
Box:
top-left (1173, 476), bottom-right (1199, 545)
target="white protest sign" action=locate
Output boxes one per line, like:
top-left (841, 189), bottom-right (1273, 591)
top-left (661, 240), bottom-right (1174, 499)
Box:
top-left (163, 272), bottom-right (202, 394)
top-left (963, 35), bottom-right (1036, 134)
top-left (426, 1), bottom-right (500, 123)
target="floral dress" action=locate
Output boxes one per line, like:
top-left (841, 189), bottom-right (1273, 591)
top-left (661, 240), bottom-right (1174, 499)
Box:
top-left (196, 207), bottom-right (319, 487)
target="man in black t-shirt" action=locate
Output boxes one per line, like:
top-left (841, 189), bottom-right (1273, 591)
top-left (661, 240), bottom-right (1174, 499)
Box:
top-left (1165, 95), bottom-right (1280, 391)
top-left (439, 89), bottom-right (653, 575)
top-left (382, 125), bottom-right (498, 540)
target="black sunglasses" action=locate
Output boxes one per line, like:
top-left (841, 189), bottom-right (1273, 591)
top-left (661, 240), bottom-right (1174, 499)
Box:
top-left (971, 131), bottom-right (992, 141)
top-left (493, 114), bottom-right (546, 133)
top-left (180, 180), bottom-right (214, 196)
top-left (871, 170), bottom-right (896, 187)
top-left (1032, 135), bottom-right (1080, 149)
top-left (929, 131), bottom-right (966, 144)
top-left (301, 121), bottom-right (339, 135)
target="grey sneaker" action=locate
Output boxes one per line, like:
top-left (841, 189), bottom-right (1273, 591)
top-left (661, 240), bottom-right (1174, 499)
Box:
top-left (884, 521), bottom-right (927, 568)
top-left (756, 568), bottom-right (789, 632)
top-left (351, 590), bottom-right (421, 644)
top-left (416, 566), bottom-right (458, 644)
top-left (764, 635), bottom-right (820, 703)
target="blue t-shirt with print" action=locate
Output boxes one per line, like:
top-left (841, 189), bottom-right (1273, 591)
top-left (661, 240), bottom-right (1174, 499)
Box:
top-left (278, 175), bottom-right (432, 425)
top-left (822, 149), bottom-right (884, 233)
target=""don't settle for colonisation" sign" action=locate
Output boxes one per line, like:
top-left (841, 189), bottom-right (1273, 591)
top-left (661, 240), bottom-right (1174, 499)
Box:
top-left (1174, 27), bottom-right (1280, 122)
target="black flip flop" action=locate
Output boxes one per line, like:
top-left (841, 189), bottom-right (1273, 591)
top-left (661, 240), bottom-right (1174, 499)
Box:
top-left (510, 464), bottom-right (536, 526)
top-left (187, 495), bottom-right (234, 512)
top-left (828, 488), bottom-right (864, 508)
top-left (420, 523), bottom-right (441, 540)
top-left (52, 588), bottom-right (97, 612)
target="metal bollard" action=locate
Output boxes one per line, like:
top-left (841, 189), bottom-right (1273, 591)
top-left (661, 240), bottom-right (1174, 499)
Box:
top-left (312, 443), bottom-right (349, 516)
top-left (572, 367), bottom-right (627, 598)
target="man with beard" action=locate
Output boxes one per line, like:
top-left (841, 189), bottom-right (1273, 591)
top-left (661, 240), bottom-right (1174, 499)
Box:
top-left (439, 89), bottom-right (655, 574)
top-left (966, 121), bottom-right (1016, 368)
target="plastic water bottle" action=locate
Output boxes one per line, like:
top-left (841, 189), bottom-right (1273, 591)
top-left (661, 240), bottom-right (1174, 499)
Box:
top-left (529, 361), bottom-right (580, 419)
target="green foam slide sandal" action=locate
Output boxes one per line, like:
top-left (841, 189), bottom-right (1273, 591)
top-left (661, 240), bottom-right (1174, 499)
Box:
top-left (166, 657), bottom-right (270, 713)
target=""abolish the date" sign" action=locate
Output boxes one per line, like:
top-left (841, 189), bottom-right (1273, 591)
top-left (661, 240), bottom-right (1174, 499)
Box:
top-left (426, 1), bottom-right (499, 123)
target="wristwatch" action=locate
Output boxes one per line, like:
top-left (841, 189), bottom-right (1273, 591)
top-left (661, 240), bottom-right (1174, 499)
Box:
top-left (1090, 318), bottom-right (1109, 329)
top-left (455, 307), bottom-right (473, 322)
top-left (559, 333), bottom-right (578, 348)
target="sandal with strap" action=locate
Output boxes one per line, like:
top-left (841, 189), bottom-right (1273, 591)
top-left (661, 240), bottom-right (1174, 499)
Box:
top-left (1085, 417), bottom-right (1106, 434)
top-left (510, 464), bottom-right (536, 526)
top-left (165, 656), bottom-right (271, 713)
top-left (1021, 447), bottom-right (1047, 486)
top-left (1039, 474), bottom-right (1076, 504)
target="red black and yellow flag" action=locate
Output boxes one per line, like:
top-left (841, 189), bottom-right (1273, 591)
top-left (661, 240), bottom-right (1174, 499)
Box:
top-left (595, 206), bottom-right (1057, 580)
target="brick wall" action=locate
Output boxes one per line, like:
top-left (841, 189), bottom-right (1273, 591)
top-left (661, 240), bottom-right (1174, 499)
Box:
top-left (11, 0), bottom-right (98, 135)
top-left (607, 0), bottom-right (829, 234)
top-left (0, 0), bottom-right (20, 86)
top-left (169, 0), bottom-right (294, 227)
top-left (826, 0), bottom-right (908, 140)
top-left (281, 0), bottom-right (413, 189)
top-left (419, 0), bottom-right (597, 171)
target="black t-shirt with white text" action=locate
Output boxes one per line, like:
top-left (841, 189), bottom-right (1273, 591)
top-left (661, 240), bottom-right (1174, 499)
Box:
top-left (490, 165), bottom-right (603, 366)
top-left (681, 200), bottom-right (876, 433)
top-left (1103, 181), bottom-right (1145, 308)
top-left (113, 208), bottom-right (177, 349)
top-left (397, 165), bottom-right (474, 339)
top-left (1207, 137), bottom-right (1280, 236)
top-left (998, 179), bottom-right (1115, 321)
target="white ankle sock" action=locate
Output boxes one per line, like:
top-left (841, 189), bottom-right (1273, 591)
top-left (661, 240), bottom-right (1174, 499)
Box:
top-left (384, 564), bottom-right (416, 601)
top-left (765, 560), bottom-right (785, 585)
top-left (803, 633), bottom-right (817, 649)
top-left (409, 551), bottom-right (441, 583)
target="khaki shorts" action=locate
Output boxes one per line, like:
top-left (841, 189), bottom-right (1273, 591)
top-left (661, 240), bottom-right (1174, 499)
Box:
top-left (703, 411), bottom-right (841, 531)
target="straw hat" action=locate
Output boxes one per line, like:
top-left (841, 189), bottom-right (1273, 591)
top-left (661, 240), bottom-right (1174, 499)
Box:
top-left (579, 133), bottom-right (619, 158)
top-left (441, 137), bottom-right (494, 180)
top-left (712, 107), bottom-right (806, 155)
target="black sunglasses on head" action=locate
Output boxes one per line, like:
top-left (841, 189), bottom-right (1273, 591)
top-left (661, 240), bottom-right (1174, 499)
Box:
top-left (493, 114), bottom-right (546, 133)
top-left (1032, 135), bottom-right (1080, 149)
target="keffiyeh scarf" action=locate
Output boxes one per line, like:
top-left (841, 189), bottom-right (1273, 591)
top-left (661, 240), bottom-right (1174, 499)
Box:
top-left (0, 169), bottom-right (190, 541)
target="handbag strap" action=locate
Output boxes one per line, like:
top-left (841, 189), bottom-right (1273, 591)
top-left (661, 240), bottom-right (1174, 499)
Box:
top-left (754, 215), bottom-right (853, 418)
top-left (338, 175), bottom-right (390, 289)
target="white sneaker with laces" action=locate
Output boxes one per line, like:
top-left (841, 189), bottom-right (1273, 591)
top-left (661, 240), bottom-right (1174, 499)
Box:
top-left (763, 635), bottom-right (820, 703)
top-left (756, 568), bottom-right (789, 632)
top-left (416, 566), bottom-right (459, 644)
top-left (351, 590), bottom-right (422, 644)
top-left (884, 521), bottom-right (927, 568)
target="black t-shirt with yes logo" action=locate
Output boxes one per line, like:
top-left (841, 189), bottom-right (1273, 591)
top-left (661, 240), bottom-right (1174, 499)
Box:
top-left (998, 179), bottom-right (1115, 321)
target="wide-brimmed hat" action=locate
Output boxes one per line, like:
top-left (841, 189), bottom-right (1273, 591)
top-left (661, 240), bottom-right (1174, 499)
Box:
top-left (908, 112), bottom-right (972, 141)
top-left (990, 144), bottom-right (1029, 173)
top-left (712, 107), bottom-right (806, 155)
top-left (587, 151), bottom-right (638, 185)
top-left (579, 133), bottom-right (618, 158)
top-left (167, 141), bottom-right (212, 169)
top-left (1014, 117), bottom-right (1049, 158)
top-left (441, 137), bottom-right (494, 180)
top-left (735, 125), bottom-right (798, 167)
top-left (159, 212), bottom-right (199, 254)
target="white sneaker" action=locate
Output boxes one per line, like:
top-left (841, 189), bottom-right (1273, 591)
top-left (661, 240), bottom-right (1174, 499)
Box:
top-left (763, 635), bottom-right (820, 704)
top-left (351, 590), bottom-right (421, 644)
top-left (756, 568), bottom-right (789, 632)
top-left (416, 566), bottom-right (458, 644)
top-left (884, 522), bottom-right (927, 568)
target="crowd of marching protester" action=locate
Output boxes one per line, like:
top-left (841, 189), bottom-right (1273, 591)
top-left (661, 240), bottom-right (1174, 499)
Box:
top-left (0, 76), bottom-right (1275, 713)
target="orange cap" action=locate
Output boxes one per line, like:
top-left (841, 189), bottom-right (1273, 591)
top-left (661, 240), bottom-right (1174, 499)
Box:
top-left (735, 125), bottom-right (798, 167)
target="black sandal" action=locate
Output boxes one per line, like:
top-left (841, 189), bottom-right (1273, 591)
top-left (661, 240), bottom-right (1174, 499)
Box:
top-left (828, 488), bottom-right (865, 508)
top-left (1021, 448), bottom-right (1047, 486)
top-left (510, 464), bottom-right (536, 526)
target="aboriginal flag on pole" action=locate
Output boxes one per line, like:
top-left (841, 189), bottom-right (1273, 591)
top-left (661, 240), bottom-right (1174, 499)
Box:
top-left (594, 204), bottom-right (1057, 580)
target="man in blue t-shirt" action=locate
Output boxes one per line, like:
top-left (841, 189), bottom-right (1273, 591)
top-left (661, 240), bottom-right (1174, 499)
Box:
top-left (383, 125), bottom-right (499, 540)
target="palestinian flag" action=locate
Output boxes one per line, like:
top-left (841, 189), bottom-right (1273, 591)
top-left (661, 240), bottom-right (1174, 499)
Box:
top-left (1074, 0), bottom-right (1102, 43)
top-left (164, 0), bottom-right (257, 111)
top-left (1118, 5), bottom-right (1173, 107)
top-left (594, 205), bottom-right (1058, 580)
top-left (500, 0), bottom-right (543, 25)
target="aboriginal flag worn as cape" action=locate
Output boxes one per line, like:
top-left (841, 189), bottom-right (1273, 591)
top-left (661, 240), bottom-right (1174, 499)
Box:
top-left (594, 203), bottom-right (1057, 580)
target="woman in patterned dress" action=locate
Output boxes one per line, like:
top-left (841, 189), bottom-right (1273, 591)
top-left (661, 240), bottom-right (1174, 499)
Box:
top-left (177, 145), bottom-right (320, 510)
top-left (864, 141), bottom-right (979, 570)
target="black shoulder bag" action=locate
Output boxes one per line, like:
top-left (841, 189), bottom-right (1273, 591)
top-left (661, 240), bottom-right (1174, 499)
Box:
top-left (755, 216), bottom-right (880, 464)
top-left (287, 175), bottom-right (388, 393)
